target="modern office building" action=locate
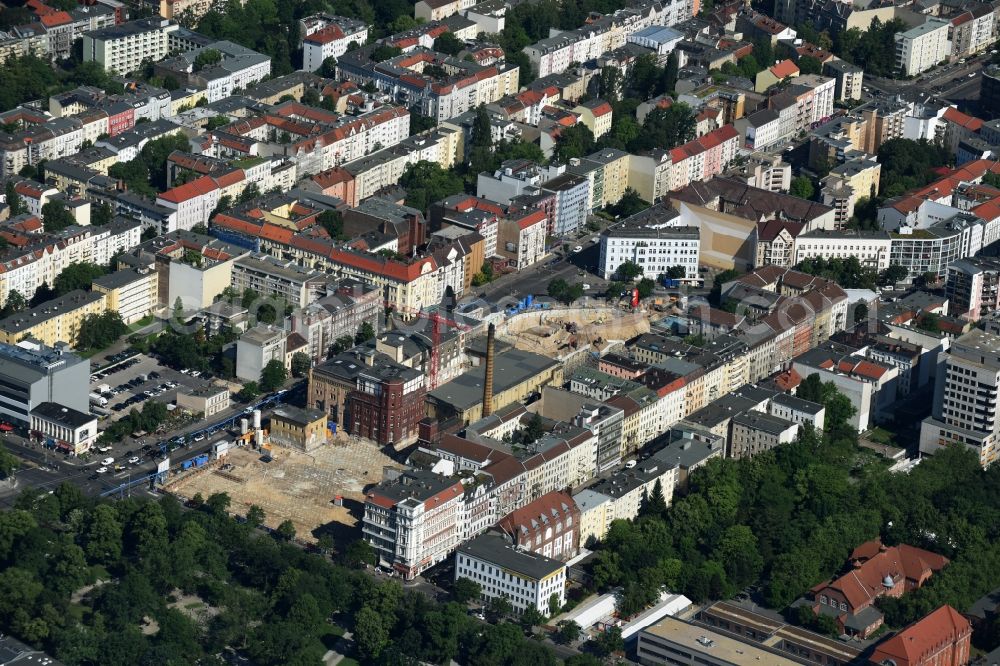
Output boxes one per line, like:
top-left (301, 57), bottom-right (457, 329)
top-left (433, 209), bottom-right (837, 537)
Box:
top-left (920, 328), bottom-right (1000, 466)
top-left (0, 341), bottom-right (89, 425)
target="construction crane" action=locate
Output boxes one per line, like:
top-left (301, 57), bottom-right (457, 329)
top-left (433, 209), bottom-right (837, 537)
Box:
top-left (389, 303), bottom-right (472, 390)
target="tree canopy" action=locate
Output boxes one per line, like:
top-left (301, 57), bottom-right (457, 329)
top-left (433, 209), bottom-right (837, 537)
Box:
top-left (400, 161), bottom-right (464, 212)
top-left (0, 485), bottom-right (564, 665)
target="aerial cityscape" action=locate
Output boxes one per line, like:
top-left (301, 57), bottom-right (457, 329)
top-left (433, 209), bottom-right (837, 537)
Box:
top-left (2, 0), bottom-right (1000, 664)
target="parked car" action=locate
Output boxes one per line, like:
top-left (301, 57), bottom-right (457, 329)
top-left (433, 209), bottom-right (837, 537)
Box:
top-left (96, 466), bottom-right (108, 474)
top-left (101, 457), bottom-right (114, 466)
top-left (128, 456), bottom-right (140, 464)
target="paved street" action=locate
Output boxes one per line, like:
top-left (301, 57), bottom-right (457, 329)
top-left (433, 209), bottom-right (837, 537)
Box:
top-left (0, 383), bottom-right (302, 506)
top-left (866, 51), bottom-right (990, 113)
top-left (478, 234), bottom-right (607, 304)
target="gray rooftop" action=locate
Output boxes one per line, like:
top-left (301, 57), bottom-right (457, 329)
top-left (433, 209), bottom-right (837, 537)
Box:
top-left (428, 349), bottom-right (559, 411)
top-left (732, 410), bottom-right (796, 435)
top-left (31, 402), bottom-right (94, 428)
top-left (457, 532), bottom-right (565, 581)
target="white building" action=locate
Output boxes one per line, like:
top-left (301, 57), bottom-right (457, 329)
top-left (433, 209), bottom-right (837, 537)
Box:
top-left (236, 324), bottom-right (288, 382)
top-left (300, 14), bottom-right (369, 72)
top-left (29, 402), bottom-right (98, 456)
top-left (599, 203), bottom-right (700, 280)
top-left (895, 18), bottom-right (951, 77)
top-left (82, 17), bottom-right (195, 76)
top-left (455, 533), bottom-right (567, 615)
top-left (793, 229), bottom-right (893, 272)
top-left (920, 328), bottom-right (1000, 467)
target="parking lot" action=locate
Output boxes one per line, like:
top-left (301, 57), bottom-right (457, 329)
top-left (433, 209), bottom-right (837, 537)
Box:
top-left (89, 352), bottom-right (221, 423)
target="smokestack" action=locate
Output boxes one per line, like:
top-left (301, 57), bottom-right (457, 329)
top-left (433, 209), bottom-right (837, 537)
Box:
top-left (482, 323), bottom-right (495, 418)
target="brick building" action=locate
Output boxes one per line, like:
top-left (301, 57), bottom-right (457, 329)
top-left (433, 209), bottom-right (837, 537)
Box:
top-left (868, 605), bottom-right (971, 666)
top-left (810, 538), bottom-right (949, 638)
top-left (498, 491), bottom-right (580, 561)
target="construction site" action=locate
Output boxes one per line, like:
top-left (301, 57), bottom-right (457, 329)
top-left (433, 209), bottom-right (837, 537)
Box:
top-left (162, 411), bottom-right (400, 543)
top-left (499, 306), bottom-right (654, 357)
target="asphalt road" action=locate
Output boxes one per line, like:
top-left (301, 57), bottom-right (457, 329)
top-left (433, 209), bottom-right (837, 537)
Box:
top-left (0, 384), bottom-right (301, 506)
top-left (478, 236), bottom-right (607, 303)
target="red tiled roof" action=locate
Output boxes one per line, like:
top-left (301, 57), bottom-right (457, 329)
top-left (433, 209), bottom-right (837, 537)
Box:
top-left (943, 106), bottom-right (983, 131)
top-left (516, 209), bottom-right (547, 230)
top-left (40, 10), bottom-right (72, 26)
top-left (589, 102), bottom-right (612, 116)
top-left (305, 24), bottom-right (346, 45)
top-left (869, 606), bottom-right (969, 666)
top-left (770, 59), bottom-right (799, 79)
top-left (158, 175), bottom-right (218, 204)
top-left (817, 540), bottom-right (948, 610)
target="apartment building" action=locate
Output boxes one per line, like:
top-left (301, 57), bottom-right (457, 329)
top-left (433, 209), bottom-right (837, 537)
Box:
top-left (364, 470), bottom-right (465, 579)
top-left (920, 328), bottom-right (1000, 466)
top-left (946, 256), bottom-right (1000, 319)
top-left (496, 209), bottom-right (547, 270)
top-left (949, 7), bottom-right (994, 60)
top-left (231, 255), bottom-right (327, 309)
top-left (498, 491), bottom-right (580, 561)
top-left (455, 533), bottom-right (566, 615)
top-left (153, 41), bottom-right (271, 104)
top-left (599, 203), bottom-right (700, 280)
top-left (728, 411), bottom-right (799, 459)
top-left (793, 229), bottom-right (893, 271)
top-left (895, 18), bottom-right (951, 77)
top-left (289, 279), bottom-right (381, 361)
top-left (337, 47), bottom-right (518, 123)
top-left (0, 290), bottom-right (106, 348)
top-left (82, 17), bottom-right (202, 75)
top-left (0, 340), bottom-right (90, 425)
top-left (236, 324), bottom-right (287, 382)
top-left (823, 58), bottom-right (864, 102)
top-left (91, 268), bottom-right (158, 325)
top-left (300, 14), bottom-right (370, 72)
top-left (175, 385), bottom-right (230, 419)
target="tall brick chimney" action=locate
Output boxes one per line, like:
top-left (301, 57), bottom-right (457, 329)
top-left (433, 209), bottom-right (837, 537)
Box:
top-left (482, 323), bottom-right (495, 418)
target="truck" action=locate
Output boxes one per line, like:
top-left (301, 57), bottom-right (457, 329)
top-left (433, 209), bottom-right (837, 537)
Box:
top-left (89, 392), bottom-right (108, 407)
top-left (97, 383), bottom-right (111, 395)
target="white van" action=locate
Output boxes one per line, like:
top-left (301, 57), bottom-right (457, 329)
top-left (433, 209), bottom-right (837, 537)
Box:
top-left (101, 457), bottom-right (114, 466)
top-left (624, 460), bottom-right (637, 469)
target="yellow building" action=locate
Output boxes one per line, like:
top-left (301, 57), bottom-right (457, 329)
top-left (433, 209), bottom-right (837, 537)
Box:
top-left (92, 268), bottom-right (158, 325)
top-left (754, 59), bottom-right (800, 93)
top-left (426, 348), bottom-right (564, 424)
top-left (0, 290), bottom-right (107, 348)
top-left (268, 406), bottom-right (328, 452)
top-left (572, 100), bottom-right (614, 139)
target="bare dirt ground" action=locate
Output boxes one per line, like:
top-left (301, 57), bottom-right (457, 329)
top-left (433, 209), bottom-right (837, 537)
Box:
top-left (164, 437), bottom-right (401, 543)
top-left (500, 306), bottom-right (652, 356)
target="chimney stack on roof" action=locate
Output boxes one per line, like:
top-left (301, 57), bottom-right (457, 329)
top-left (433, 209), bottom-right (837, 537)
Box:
top-left (483, 323), bottom-right (495, 418)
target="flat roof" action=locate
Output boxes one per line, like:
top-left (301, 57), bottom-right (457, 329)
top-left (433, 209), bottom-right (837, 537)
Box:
top-left (428, 348), bottom-right (559, 411)
top-left (30, 402), bottom-right (95, 428)
top-left (640, 616), bottom-right (802, 665)
top-left (271, 405), bottom-right (326, 427)
top-left (457, 533), bottom-right (565, 581)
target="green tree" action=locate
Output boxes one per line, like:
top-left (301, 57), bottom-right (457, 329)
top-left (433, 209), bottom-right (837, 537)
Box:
top-left (661, 51), bottom-right (679, 95)
top-left (400, 160), bottom-right (464, 212)
top-left (630, 103), bottom-right (696, 152)
top-left (193, 48), bottom-right (223, 71)
top-left (41, 199), bottom-right (76, 233)
top-left (92, 201), bottom-right (114, 226)
top-left (520, 606), bottom-right (546, 631)
top-left (636, 277), bottom-right (656, 299)
top-left (555, 620), bottom-right (581, 644)
top-left (485, 594), bottom-right (513, 622)
top-left (238, 381), bottom-right (261, 402)
top-left (355, 605), bottom-right (389, 659)
top-left (355, 321), bottom-right (376, 344)
top-left (642, 478), bottom-right (668, 518)
top-left (5, 181), bottom-right (24, 216)
top-left (317, 209), bottom-right (346, 240)
top-left (205, 115), bottom-right (230, 130)
top-left (553, 123), bottom-right (595, 162)
top-left (260, 359), bottom-right (287, 392)
top-left (54, 262), bottom-right (106, 295)
top-left (609, 188), bottom-right (648, 218)
top-left (0, 442), bottom-right (18, 478)
top-left (433, 31), bottom-right (464, 56)
top-left (330, 335), bottom-right (354, 356)
top-left (2, 289), bottom-right (27, 316)
top-left (290, 351), bottom-right (311, 378)
top-left (453, 576), bottom-right (482, 603)
top-left (879, 264), bottom-right (909, 286)
top-left (797, 55), bottom-right (822, 75)
top-left (342, 539), bottom-right (376, 568)
top-left (274, 519), bottom-right (296, 541)
top-left (245, 504), bottom-right (265, 528)
top-left (790, 176), bottom-right (815, 200)
top-left (616, 260), bottom-right (643, 281)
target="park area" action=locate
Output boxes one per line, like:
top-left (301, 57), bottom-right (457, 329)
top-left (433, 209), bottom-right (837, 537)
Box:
top-left (163, 437), bottom-right (400, 543)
